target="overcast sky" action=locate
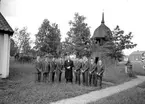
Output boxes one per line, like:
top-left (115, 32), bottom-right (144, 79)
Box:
top-left (0, 0), bottom-right (145, 55)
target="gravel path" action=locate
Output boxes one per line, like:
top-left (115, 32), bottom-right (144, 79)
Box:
top-left (50, 76), bottom-right (145, 104)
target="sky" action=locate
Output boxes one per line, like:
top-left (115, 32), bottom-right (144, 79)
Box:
top-left (0, 0), bottom-right (145, 55)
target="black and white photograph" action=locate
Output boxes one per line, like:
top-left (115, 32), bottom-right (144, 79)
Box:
top-left (0, 0), bottom-right (145, 104)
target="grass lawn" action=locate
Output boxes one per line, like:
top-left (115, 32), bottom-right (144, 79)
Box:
top-left (103, 61), bottom-right (134, 84)
top-left (0, 59), bottom-right (133, 104)
top-left (132, 61), bottom-right (145, 76)
top-left (88, 81), bottom-right (145, 104)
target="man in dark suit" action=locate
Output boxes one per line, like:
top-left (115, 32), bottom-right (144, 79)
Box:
top-left (50, 58), bottom-right (57, 83)
top-left (64, 56), bottom-right (74, 83)
top-left (35, 57), bottom-right (43, 82)
top-left (96, 59), bottom-right (105, 88)
top-left (74, 59), bottom-right (82, 85)
top-left (56, 59), bottom-right (64, 82)
top-left (81, 60), bottom-right (86, 85)
top-left (88, 58), bottom-right (97, 86)
top-left (81, 59), bottom-right (89, 86)
top-left (42, 57), bottom-right (51, 82)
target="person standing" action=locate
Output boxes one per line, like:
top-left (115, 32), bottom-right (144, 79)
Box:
top-left (42, 57), bottom-right (50, 82)
top-left (74, 59), bottom-right (78, 84)
top-left (84, 60), bottom-right (89, 86)
top-left (56, 59), bottom-right (64, 82)
top-left (96, 60), bottom-right (105, 88)
top-left (74, 59), bottom-right (82, 85)
top-left (35, 56), bottom-right (43, 82)
top-left (81, 59), bottom-right (86, 85)
top-left (88, 58), bottom-right (97, 86)
top-left (50, 58), bottom-right (57, 83)
top-left (81, 58), bottom-right (89, 86)
top-left (64, 56), bottom-right (74, 83)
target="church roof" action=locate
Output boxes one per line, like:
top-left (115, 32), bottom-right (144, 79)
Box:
top-left (0, 12), bottom-right (14, 35)
top-left (92, 12), bottom-right (112, 39)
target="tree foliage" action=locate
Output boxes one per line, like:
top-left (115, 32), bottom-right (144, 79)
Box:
top-left (101, 25), bottom-right (137, 61)
top-left (35, 19), bottom-right (61, 57)
top-left (65, 13), bottom-right (91, 58)
top-left (12, 27), bottom-right (31, 54)
top-left (61, 38), bottom-right (75, 56)
top-left (10, 38), bottom-right (18, 56)
top-left (112, 25), bottom-right (137, 50)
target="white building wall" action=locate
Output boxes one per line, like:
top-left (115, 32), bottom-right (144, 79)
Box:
top-left (0, 33), bottom-right (4, 76)
top-left (7, 36), bottom-right (10, 75)
top-left (1, 34), bottom-right (10, 78)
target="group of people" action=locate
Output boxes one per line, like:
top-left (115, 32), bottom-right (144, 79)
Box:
top-left (35, 56), bottom-right (105, 88)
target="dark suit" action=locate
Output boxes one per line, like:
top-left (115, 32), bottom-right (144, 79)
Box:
top-left (81, 62), bottom-right (85, 85)
top-left (64, 59), bottom-right (74, 83)
top-left (35, 61), bottom-right (43, 82)
top-left (88, 63), bottom-right (97, 86)
top-left (96, 64), bottom-right (105, 88)
top-left (42, 60), bottom-right (51, 82)
top-left (74, 61), bottom-right (82, 85)
top-left (56, 61), bottom-right (63, 82)
top-left (84, 62), bottom-right (89, 86)
top-left (81, 62), bottom-right (89, 86)
top-left (50, 61), bottom-right (57, 82)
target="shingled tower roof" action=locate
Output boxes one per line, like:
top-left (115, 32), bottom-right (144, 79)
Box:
top-left (92, 12), bottom-right (112, 39)
top-left (0, 12), bottom-right (14, 35)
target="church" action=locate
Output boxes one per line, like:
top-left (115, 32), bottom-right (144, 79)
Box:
top-left (0, 12), bottom-right (14, 78)
top-left (91, 12), bottom-right (112, 64)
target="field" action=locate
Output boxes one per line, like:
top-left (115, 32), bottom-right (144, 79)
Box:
top-left (0, 59), bottom-right (133, 104)
top-left (89, 81), bottom-right (145, 104)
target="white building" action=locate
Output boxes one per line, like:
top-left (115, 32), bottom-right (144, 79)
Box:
top-left (129, 50), bottom-right (145, 62)
top-left (0, 12), bottom-right (14, 78)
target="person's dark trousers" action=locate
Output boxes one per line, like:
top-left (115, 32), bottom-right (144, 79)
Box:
top-left (58, 72), bottom-right (62, 82)
top-left (43, 72), bottom-right (49, 82)
top-left (66, 78), bottom-right (69, 83)
top-left (52, 72), bottom-right (55, 82)
top-left (75, 72), bottom-right (77, 84)
top-left (89, 73), bottom-right (92, 86)
top-left (69, 78), bottom-right (73, 83)
top-left (66, 78), bottom-right (72, 83)
top-left (77, 73), bottom-right (81, 85)
top-left (85, 73), bottom-right (89, 86)
top-left (76, 73), bottom-right (81, 85)
top-left (93, 74), bottom-right (97, 86)
top-left (37, 72), bottom-right (41, 82)
top-left (97, 75), bottom-right (103, 88)
top-left (82, 73), bottom-right (85, 85)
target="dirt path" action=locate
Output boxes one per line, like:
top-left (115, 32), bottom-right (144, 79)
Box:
top-left (50, 76), bottom-right (145, 104)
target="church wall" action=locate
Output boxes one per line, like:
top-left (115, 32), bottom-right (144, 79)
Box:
top-left (0, 33), bottom-right (4, 76)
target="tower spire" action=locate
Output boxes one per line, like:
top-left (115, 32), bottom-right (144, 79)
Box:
top-left (101, 12), bottom-right (105, 24)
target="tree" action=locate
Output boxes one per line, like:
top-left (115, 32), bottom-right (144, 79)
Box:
top-left (12, 27), bottom-right (31, 54)
top-left (35, 19), bottom-right (61, 57)
top-left (10, 38), bottom-right (18, 56)
top-left (61, 38), bottom-right (75, 57)
top-left (66, 13), bottom-right (91, 58)
top-left (28, 48), bottom-right (37, 58)
top-left (102, 25), bottom-right (137, 61)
